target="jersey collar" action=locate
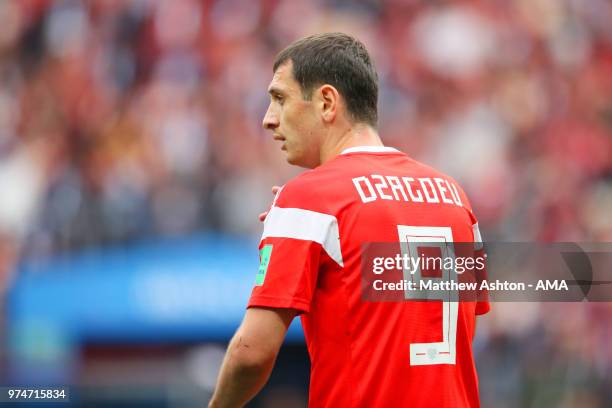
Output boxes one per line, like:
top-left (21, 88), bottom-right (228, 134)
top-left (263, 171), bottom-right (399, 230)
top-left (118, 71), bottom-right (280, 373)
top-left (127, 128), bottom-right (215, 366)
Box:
top-left (340, 146), bottom-right (400, 155)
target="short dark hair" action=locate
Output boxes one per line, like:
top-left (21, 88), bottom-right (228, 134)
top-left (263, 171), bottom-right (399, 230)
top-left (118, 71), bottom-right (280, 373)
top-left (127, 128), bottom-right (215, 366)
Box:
top-left (273, 32), bottom-right (378, 127)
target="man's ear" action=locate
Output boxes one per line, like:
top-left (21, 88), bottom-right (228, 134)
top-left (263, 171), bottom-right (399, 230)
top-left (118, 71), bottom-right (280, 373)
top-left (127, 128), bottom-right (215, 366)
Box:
top-left (318, 84), bottom-right (340, 123)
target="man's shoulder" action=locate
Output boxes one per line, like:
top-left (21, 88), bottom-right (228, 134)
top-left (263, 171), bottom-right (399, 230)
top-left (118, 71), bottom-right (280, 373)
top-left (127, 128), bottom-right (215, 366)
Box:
top-left (273, 166), bottom-right (349, 214)
top-left (275, 154), bottom-right (475, 215)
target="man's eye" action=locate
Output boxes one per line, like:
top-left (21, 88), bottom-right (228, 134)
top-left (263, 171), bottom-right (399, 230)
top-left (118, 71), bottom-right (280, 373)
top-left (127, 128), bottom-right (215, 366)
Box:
top-left (270, 93), bottom-right (284, 104)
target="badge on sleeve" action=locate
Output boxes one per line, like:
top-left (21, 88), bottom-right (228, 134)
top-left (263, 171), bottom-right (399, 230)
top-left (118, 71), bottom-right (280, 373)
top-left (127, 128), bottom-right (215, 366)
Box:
top-left (256, 244), bottom-right (273, 286)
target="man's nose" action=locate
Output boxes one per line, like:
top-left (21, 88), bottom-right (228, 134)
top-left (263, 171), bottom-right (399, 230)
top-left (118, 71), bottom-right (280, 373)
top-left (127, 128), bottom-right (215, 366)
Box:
top-left (262, 105), bottom-right (279, 130)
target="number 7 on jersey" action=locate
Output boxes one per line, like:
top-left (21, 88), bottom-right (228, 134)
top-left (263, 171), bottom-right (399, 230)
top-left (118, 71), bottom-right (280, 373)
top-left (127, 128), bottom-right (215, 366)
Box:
top-left (397, 225), bottom-right (459, 366)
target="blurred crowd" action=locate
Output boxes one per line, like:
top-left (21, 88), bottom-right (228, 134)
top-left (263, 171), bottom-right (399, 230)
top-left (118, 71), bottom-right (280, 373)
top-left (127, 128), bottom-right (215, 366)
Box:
top-left (0, 0), bottom-right (611, 406)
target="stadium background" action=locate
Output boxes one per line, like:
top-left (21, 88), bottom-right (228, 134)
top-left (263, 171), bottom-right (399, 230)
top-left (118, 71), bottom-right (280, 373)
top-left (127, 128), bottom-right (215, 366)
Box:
top-left (0, 0), bottom-right (611, 406)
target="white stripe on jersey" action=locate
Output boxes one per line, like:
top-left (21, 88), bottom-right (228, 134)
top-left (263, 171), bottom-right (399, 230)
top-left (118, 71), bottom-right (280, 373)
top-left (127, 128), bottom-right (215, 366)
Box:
top-left (473, 222), bottom-right (483, 250)
top-left (262, 207), bottom-right (344, 267)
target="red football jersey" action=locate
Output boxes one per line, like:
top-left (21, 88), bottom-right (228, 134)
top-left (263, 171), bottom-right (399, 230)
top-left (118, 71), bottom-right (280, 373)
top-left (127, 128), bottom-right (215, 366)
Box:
top-left (248, 146), bottom-right (489, 407)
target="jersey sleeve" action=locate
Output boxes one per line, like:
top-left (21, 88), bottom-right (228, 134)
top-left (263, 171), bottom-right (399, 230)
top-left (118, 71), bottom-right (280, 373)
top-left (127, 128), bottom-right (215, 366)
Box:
top-left (456, 184), bottom-right (490, 316)
top-left (472, 219), bottom-right (490, 315)
top-left (247, 185), bottom-right (343, 314)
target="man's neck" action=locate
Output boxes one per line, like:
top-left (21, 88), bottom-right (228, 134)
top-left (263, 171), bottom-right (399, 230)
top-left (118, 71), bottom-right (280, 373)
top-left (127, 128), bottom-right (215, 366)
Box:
top-left (320, 124), bottom-right (383, 165)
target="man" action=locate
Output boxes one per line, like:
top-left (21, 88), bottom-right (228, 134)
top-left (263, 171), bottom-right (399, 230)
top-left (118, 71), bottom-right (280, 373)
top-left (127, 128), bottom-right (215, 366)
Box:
top-left (209, 32), bottom-right (489, 408)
